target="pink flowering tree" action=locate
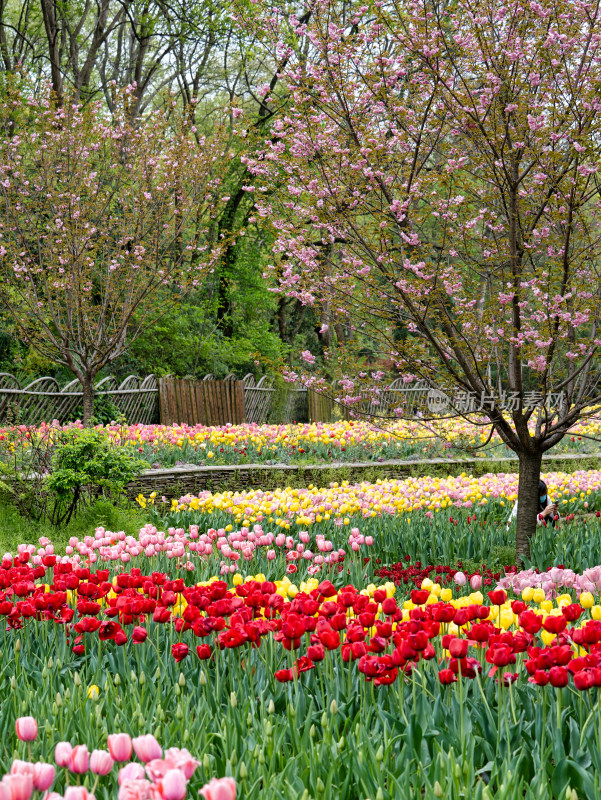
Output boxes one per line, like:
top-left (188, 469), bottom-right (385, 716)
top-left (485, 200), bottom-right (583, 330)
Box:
top-left (0, 88), bottom-right (228, 424)
top-left (247, 0), bottom-right (601, 560)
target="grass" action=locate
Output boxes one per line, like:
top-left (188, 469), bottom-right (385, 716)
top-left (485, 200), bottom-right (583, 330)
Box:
top-left (0, 497), bottom-right (148, 554)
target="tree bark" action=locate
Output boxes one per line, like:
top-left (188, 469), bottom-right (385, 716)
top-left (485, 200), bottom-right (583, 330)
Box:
top-left (515, 450), bottom-right (543, 566)
top-left (81, 374), bottom-right (95, 427)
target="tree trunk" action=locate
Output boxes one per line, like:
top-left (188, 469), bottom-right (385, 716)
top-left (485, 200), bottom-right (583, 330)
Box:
top-left (81, 374), bottom-right (95, 426)
top-left (515, 450), bottom-right (543, 566)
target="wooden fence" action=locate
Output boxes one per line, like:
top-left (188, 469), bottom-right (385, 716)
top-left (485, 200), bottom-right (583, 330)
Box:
top-left (0, 371), bottom-right (433, 426)
top-left (159, 376), bottom-right (246, 426)
top-left (0, 373), bottom-right (159, 425)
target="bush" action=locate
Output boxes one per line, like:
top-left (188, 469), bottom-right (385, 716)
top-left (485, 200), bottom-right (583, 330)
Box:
top-left (0, 427), bottom-right (148, 526)
top-left (46, 429), bottom-right (148, 525)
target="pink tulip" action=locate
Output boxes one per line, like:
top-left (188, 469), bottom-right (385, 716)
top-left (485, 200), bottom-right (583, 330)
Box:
top-left (64, 788), bottom-right (96, 800)
top-left (108, 734), bottom-right (133, 762)
top-left (117, 779), bottom-right (153, 800)
top-left (199, 777), bottom-right (237, 800)
top-left (32, 763), bottom-right (55, 792)
top-left (159, 747), bottom-right (199, 780)
top-left (470, 574), bottom-right (483, 590)
top-left (0, 775), bottom-right (33, 800)
top-left (54, 743), bottom-right (73, 768)
top-left (69, 745), bottom-right (89, 774)
top-left (9, 762), bottom-right (34, 779)
top-left (118, 764), bottom-right (146, 786)
top-left (90, 750), bottom-right (114, 776)
top-left (454, 571), bottom-right (467, 587)
top-left (158, 769), bottom-right (187, 800)
top-left (15, 718), bottom-right (37, 742)
top-left (0, 781), bottom-right (12, 800)
top-left (132, 735), bottom-right (162, 763)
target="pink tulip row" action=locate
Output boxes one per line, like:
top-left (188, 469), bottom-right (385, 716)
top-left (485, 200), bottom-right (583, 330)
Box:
top-left (4, 718), bottom-right (235, 800)
top-left (7, 522), bottom-right (372, 578)
top-left (498, 566), bottom-right (601, 598)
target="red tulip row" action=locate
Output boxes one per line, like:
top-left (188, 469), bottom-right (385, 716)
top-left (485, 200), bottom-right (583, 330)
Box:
top-left (3, 556), bottom-right (601, 691)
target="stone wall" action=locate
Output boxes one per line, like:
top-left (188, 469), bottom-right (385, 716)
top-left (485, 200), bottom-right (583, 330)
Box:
top-left (126, 452), bottom-right (601, 498)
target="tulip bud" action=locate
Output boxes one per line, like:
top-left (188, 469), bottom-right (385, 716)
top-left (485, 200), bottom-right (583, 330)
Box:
top-left (155, 667), bottom-right (161, 681)
top-left (130, 671), bottom-right (137, 684)
top-left (329, 699), bottom-right (337, 715)
top-left (376, 789), bottom-right (384, 800)
top-left (10, 676), bottom-right (16, 690)
top-left (203, 754), bottom-right (211, 770)
top-left (47, 658), bottom-right (54, 669)
top-left (321, 712), bottom-right (327, 727)
top-left (199, 671), bottom-right (207, 686)
top-left (139, 673), bottom-right (146, 686)
top-left (114, 674), bottom-right (120, 686)
top-left (15, 639), bottom-right (21, 652)
top-left (56, 693), bottom-right (62, 708)
top-left (246, 712), bottom-right (252, 726)
top-left (316, 778), bottom-right (325, 793)
top-left (434, 781), bottom-right (443, 798)
top-left (310, 725), bottom-right (316, 738)
top-left (268, 699), bottom-right (275, 714)
top-left (230, 692), bottom-right (237, 707)
top-left (258, 750), bottom-right (265, 764)
top-left (176, 705), bottom-right (183, 720)
top-left (376, 745), bottom-right (383, 762)
top-left (288, 704), bottom-right (295, 718)
top-left (178, 673), bottom-right (185, 687)
top-left (239, 761), bottom-right (247, 779)
top-left (74, 672), bottom-right (82, 687)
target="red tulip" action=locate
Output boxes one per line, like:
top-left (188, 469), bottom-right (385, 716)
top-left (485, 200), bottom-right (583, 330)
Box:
top-left (171, 643), bottom-right (189, 663)
top-left (448, 638), bottom-right (468, 659)
top-left (438, 669), bottom-right (457, 685)
top-left (196, 644), bottom-right (211, 660)
top-left (487, 589), bottom-right (507, 606)
top-left (549, 666), bottom-right (569, 688)
top-left (132, 626), bottom-right (148, 643)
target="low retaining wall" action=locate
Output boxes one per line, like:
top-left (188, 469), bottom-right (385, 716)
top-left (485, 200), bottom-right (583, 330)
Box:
top-left (126, 452), bottom-right (601, 498)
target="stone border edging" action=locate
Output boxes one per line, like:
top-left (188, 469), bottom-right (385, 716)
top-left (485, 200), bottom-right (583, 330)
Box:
top-left (126, 451), bottom-right (601, 498)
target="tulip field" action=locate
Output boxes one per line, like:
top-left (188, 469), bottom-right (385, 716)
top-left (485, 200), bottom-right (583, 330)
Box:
top-left (5, 435), bottom-right (601, 798)
top-left (7, 417), bottom-right (601, 467)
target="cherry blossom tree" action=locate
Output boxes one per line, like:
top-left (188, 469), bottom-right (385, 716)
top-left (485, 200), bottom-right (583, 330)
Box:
top-left (0, 88), bottom-right (227, 423)
top-left (247, 0), bottom-right (601, 560)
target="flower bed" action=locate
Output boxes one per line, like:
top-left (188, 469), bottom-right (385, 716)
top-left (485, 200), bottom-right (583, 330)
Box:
top-left (4, 418), bottom-right (601, 468)
top-left (3, 544), bottom-right (601, 798)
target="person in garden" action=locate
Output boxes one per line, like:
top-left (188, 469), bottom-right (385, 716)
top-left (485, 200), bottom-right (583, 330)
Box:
top-left (507, 480), bottom-right (559, 530)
